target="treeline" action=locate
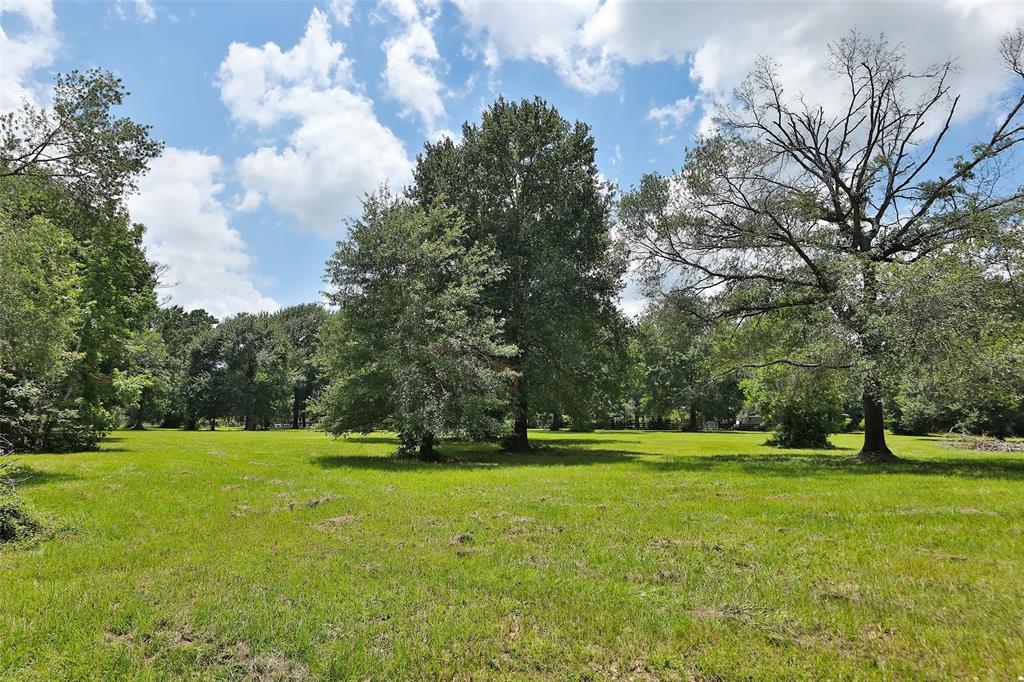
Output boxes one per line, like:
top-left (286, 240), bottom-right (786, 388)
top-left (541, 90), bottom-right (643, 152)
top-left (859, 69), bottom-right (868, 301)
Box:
top-left (131, 304), bottom-right (326, 432)
top-left (3, 30), bottom-right (1024, 461)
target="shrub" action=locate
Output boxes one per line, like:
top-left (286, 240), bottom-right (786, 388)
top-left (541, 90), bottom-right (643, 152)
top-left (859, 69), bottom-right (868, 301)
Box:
top-left (743, 365), bottom-right (850, 449)
top-left (0, 488), bottom-right (44, 544)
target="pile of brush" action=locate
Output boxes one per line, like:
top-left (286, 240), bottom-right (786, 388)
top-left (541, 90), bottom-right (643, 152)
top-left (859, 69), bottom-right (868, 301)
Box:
top-left (947, 434), bottom-right (1024, 453)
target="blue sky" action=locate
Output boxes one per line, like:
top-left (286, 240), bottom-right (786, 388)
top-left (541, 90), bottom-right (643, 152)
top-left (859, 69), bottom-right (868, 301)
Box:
top-left (3, 0), bottom-right (1022, 317)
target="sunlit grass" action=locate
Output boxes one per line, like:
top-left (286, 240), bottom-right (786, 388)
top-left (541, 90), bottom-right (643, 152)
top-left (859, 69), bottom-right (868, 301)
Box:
top-left (2, 428), bottom-right (1022, 679)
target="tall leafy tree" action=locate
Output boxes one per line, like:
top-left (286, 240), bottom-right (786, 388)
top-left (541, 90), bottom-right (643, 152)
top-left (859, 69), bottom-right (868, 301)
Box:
top-left (217, 313), bottom-right (292, 430)
top-left (883, 244), bottom-right (1024, 437)
top-left (155, 306), bottom-right (218, 428)
top-left (115, 330), bottom-right (171, 430)
top-left (623, 30), bottom-right (1024, 461)
top-left (317, 191), bottom-right (514, 460)
top-left (0, 69), bottom-right (162, 451)
top-left (410, 97), bottom-right (624, 450)
top-left (272, 304), bottom-right (328, 428)
top-left (0, 195), bottom-right (84, 451)
top-left (180, 329), bottom-right (228, 431)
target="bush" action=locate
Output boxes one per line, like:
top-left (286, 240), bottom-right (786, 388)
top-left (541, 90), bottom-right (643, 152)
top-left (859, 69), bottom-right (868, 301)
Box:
top-left (0, 488), bottom-right (44, 544)
top-left (743, 365), bottom-right (850, 449)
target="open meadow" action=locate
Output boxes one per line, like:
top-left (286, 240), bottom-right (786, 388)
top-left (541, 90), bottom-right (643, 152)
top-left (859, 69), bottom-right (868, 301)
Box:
top-left (2, 429), bottom-right (1023, 680)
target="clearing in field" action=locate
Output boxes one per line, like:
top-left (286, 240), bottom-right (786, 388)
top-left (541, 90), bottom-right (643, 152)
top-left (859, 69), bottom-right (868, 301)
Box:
top-left (2, 429), bottom-right (1023, 680)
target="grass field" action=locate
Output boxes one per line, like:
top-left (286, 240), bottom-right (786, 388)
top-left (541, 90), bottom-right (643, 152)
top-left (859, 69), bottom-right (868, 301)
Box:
top-left (2, 429), bottom-right (1023, 680)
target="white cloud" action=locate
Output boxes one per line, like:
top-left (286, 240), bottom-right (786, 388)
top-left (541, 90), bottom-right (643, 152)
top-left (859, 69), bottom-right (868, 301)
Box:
top-left (648, 96), bottom-right (696, 144)
top-left (233, 189), bottom-right (262, 212)
top-left (134, 0), bottom-right (156, 22)
top-left (112, 0), bottom-right (157, 23)
top-left (217, 8), bottom-right (412, 236)
top-left (452, 0), bottom-right (617, 95)
top-left (453, 1), bottom-right (1024, 126)
top-left (0, 0), bottom-right (58, 112)
top-left (379, 0), bottom-right (448, 137)
top-left (648, 97), bottom-right (695, 128)
top-left (128, 148), bottom-right (279, 318)
top-left (328, 0), bottom-right (355, 26)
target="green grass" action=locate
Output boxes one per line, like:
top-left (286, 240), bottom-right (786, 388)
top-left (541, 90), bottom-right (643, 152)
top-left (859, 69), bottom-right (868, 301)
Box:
top-left (2, 429), bottom-right (1023, 680)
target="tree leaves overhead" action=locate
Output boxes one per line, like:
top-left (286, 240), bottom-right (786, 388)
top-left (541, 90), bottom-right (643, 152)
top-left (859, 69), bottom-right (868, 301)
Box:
top-left (1, 69), bottom-right (164, 205)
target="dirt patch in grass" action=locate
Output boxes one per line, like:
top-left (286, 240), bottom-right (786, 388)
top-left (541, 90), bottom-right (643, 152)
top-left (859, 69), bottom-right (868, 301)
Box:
top-left (220, 641), bottom-right (308, 681)
top-left (106, 625), bottom-right (308, 681)
top-left (451, 532), bottom-right (474, 545)
top-left (286, 494), bottom-right (336, 510)
top-left (314, 514), bottom-right (358, 530)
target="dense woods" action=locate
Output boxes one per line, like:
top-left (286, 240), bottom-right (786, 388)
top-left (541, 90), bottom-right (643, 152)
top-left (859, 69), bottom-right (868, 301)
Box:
top-left (2, 32), bottom-right (1023, 461)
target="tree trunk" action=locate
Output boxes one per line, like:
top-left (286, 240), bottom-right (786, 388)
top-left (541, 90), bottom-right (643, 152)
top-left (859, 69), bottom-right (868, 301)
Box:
top-left (856, 262), bottom-right (898, 462)
top-left (688, 406), bottom-right (698, 432)
top-left (209, 418), bottom-right (216, 431)
top-left (185, 417), bottom-right (197, 431)
top-left (509, 390), bottom-right (530, 451)
top-left (418, 432), bottom-right (438, 461)
top-left (550, 411), bottom-right (564, 431)
top-left (291, 402), bottom-right (300, 429)
top-left (859, 382), bottom-right (896, 462)
top-left (244, 413), bottom-right (256, 431)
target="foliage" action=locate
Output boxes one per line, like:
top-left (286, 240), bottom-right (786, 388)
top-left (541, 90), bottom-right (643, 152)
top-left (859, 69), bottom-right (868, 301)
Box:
top-left (0, 187), bottom-right (88, 451)
top-left (179, 328), bottom-right (229, 431)
top-left (0, 450), bottom-right (44, 545)
top-left (0, 69), bottom-right (161, 452)
top-left (217, 313), bottom-right (293, 430)
top-left (115, 330), bottom-right (172, 429)
top-left (0, 68), bottom-right (163, 203)
top-left (0, 486), bottom-right (44, 544)
top-left (410, 97), bottom-right (625, 449)
top-left (318, 190), bottom-right (515, 459)
top-left (881, 249), bottom-right (1024, 437)
top-left (155, 306), bottom-right (218, 428)
top-left (271, 304), bottom-right (328, 428)
top-left (743, 364), bottom-right (851, 448)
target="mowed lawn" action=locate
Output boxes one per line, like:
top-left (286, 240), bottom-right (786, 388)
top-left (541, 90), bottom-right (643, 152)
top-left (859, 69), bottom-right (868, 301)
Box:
top-left (2, 429), bottom-right (1023, 680)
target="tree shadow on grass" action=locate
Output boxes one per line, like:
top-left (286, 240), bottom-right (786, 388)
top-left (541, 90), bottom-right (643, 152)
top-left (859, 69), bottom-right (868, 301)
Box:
top-left (312, 445), bottom-right (641, 471)
top-left (314, 446), bottom-right (1024, 481)
top-left (638, 452), bottom-right (1024, 481)
top-left (7, 467), bottom-right (82, 488)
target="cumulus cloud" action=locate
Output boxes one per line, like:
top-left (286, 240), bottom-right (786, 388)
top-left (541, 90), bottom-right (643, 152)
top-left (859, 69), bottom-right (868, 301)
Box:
top-left (454, 1), bottom-right (1024, 129)
top-left (128, 148), bottom-right (279, 318)
top-left (217, 8), bottom-right (411, 236)
top-left (381, 1), bottom-right (448, 137)
top-left (452, 0), bottom-right (617, 95)
top-left (0, 0), bottom-right (58, 111)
